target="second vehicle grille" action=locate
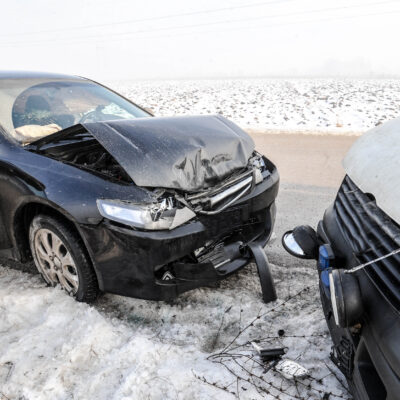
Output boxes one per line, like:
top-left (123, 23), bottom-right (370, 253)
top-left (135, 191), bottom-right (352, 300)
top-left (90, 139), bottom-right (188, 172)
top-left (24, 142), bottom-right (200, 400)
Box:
top-left (334, 175), bottom-right (400, 310)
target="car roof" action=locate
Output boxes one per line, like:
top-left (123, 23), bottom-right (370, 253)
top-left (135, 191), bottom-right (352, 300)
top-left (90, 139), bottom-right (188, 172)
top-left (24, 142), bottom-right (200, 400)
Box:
top-left (0, 70), bottom-right (86, 80)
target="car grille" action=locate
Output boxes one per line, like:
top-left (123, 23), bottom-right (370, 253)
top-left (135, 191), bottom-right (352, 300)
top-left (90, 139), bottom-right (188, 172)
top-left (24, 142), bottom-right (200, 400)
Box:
top-left (334, 175), bottom-right (400, 310)
top-left (200, 205), bottom-right (245, 236)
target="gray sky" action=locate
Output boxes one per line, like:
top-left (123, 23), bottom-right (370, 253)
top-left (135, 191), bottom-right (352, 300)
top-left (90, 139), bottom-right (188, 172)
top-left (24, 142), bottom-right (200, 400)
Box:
top-left (1, 0), bottom-right (400, 80)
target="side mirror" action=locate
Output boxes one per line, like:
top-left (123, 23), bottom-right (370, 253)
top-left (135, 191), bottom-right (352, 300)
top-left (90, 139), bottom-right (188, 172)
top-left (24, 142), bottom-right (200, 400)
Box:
top-left (282, 225), bottom-right (320, 259)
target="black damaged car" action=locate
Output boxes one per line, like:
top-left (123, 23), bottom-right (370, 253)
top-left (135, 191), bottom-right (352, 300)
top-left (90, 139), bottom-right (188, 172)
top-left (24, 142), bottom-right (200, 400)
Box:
top-left (283, 119), bottom-right (400, 400)
top-left (0, 71), bottom-right (279, 303)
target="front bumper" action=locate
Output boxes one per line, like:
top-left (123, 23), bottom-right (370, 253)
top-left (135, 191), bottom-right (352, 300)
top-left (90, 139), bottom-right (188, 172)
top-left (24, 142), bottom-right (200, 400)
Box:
top-left (79, 167), bottom-right (279, 301)
top-left (317, 204), bottom-right (400, 400)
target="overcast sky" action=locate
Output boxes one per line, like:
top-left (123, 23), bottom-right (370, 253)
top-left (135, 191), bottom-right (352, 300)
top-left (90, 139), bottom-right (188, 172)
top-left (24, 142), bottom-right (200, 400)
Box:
top-left (1, 0), bottom-right (400, 80)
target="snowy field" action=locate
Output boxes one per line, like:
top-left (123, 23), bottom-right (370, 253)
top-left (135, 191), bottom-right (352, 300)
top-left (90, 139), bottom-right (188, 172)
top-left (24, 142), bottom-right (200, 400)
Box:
top-left (111, 78), bottom-right (400, 134)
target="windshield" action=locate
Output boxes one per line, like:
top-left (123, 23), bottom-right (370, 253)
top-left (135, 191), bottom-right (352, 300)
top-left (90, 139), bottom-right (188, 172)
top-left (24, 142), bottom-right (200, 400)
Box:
top-left (0, 78), bottom-right (149, 144)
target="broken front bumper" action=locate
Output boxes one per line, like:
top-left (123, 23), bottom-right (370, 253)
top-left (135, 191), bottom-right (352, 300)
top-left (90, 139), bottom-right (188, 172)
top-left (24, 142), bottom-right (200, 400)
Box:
top-left (79, 167), bottom-right (279, 301)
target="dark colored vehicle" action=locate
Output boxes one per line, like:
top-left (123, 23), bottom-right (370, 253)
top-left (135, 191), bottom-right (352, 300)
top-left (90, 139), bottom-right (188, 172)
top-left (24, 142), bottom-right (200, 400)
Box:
top-left (0, 71), bottom-right (279, 303)
top-left (282, 119), bottom-right (400, 400)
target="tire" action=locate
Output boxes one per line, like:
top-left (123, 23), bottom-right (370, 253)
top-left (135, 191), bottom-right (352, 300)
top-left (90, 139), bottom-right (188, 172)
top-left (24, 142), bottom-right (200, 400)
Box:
top-left (29, 214), bottom-right (99, 302)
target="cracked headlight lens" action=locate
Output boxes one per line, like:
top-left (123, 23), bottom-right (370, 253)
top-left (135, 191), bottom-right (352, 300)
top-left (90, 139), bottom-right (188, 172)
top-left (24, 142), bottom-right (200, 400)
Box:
top-left (97, 198), bottom-right (176, 230)
top-left (97, 198), bottom-right (195, 230)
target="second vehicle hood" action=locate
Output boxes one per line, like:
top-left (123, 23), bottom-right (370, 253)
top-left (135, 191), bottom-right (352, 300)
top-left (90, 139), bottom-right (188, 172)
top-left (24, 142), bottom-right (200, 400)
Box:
top-left (83, 115), bottom-right (255, 191)
top-left (343, 117), bottom-right (400, 223)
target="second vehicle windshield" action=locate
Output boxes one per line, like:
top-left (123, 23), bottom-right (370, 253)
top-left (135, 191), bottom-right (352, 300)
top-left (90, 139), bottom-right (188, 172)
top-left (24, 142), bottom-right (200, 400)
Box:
top-left (0, 78), bottom-right (149, 144)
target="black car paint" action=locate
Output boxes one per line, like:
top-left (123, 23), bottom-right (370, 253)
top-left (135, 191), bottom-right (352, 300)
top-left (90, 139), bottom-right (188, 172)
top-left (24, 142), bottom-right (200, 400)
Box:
top-left (27, 114), bottom-right (256, 192)
top-left (317, 201), bottom-right (400, 399)
top-left (0, 72), bottom-right (279, 301)
top-left (0, 128), bottom-right (148, 243)
top-left (82, 115), bottom-right (255, 191)
top-left (0, 132), bottom-right (279, 299)
top-left (80, 169), bottom-right (278, 300)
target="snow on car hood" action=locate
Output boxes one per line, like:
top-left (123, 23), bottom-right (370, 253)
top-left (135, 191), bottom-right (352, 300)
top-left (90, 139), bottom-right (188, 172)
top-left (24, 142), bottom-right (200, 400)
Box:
top-left (83, 115), bottom-right (255, 191)
top-left (343, 117), bottom-right (400, 223)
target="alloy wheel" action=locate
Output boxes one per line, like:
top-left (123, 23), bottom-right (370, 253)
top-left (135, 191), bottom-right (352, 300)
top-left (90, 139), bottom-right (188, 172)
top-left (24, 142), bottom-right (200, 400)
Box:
top-left (33, 228), bottom-right (79, 294)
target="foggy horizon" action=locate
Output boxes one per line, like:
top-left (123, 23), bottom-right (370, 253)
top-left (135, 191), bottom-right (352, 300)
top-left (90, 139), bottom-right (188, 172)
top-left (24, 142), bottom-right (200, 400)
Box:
top-left (2, 0), bottom-right (400, 81)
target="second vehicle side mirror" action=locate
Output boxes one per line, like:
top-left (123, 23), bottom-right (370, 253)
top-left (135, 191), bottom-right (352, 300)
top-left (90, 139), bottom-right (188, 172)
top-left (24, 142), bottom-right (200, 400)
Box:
top-left (282, 225), bottom-right (320, 259)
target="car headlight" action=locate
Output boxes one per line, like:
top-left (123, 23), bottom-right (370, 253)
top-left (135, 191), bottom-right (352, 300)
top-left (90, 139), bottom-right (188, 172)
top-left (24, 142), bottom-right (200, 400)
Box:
top-left (97, 198), bottom-right (195, 230)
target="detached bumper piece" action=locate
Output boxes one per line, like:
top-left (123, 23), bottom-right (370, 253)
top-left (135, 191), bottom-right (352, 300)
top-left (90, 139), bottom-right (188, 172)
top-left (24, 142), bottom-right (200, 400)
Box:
top-left (248, 242), bottom-right (277, 303)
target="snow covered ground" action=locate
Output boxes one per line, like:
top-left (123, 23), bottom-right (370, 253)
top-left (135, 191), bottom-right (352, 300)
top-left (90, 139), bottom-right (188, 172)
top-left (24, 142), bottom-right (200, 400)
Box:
top-left (0, 260), bottom-right (349, 400)
top-left (110, 78), bottom-right (400, 134)
top-left (0, 183), bottom-right (350, 400)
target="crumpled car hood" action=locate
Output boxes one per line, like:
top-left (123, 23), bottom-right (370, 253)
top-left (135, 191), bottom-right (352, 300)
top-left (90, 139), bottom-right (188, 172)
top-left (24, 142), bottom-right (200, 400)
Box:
top-left (83, 115), bottom-right (255, 191)
top-left (343, 117), bottom-right (400, 223)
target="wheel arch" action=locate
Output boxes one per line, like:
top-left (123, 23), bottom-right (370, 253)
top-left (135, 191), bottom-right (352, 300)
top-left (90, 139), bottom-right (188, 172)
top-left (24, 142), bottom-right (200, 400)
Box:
top-left (12, 200), bottom-right (103, 289)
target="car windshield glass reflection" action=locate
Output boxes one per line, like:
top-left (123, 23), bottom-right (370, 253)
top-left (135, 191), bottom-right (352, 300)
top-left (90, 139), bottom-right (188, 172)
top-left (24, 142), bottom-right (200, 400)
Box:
top-left (0, 79), bottom-right (149, 144)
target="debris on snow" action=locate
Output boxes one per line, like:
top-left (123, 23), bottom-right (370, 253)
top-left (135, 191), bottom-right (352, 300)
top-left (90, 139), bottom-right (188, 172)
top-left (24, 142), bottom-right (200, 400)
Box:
top-left (0, 262), bottom-right (351, 399)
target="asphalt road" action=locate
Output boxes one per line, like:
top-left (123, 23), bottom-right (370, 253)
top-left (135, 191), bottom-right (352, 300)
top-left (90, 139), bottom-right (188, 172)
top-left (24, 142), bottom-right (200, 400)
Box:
top-left (248, 132), bottom-right (358, 267)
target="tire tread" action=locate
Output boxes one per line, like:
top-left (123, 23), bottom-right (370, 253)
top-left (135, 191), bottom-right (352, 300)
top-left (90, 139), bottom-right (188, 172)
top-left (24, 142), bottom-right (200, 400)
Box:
top-left (29, 214), bottom-right (99, 302)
